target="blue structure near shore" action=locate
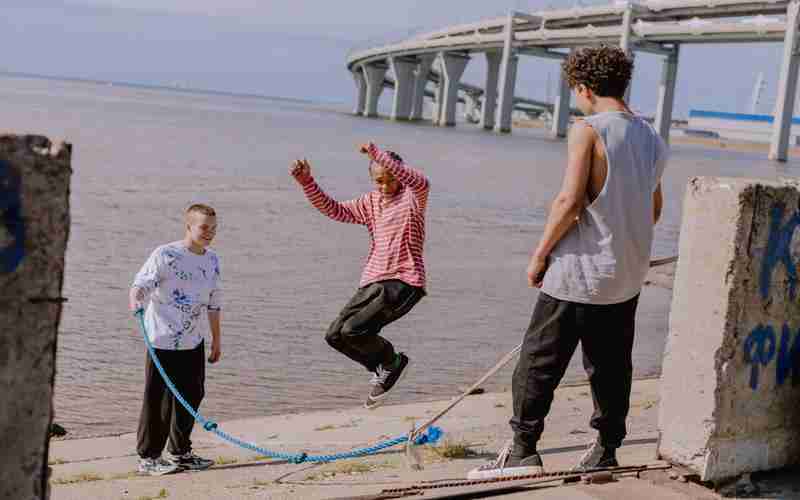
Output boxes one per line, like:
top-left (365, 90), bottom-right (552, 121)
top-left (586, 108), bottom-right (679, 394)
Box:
top-left (688, 109), bottom-right (800, 145)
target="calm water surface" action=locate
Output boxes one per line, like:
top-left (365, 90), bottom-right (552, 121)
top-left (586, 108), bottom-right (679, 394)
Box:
top-left (1, 75), bottom-right (797, 438)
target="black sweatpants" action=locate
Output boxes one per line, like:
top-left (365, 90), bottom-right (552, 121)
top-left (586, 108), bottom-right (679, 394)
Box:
top-left (137, 341), bottom-right (205, 459)
top-left (510, 292), bottom-right (639, 450)
top-left (326, 279), bottom-right (425, 372)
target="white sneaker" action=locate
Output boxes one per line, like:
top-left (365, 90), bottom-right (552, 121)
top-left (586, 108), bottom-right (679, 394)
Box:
top-left (138, 457), bottom-right (181, 476)
top-left (466, 439), bottom-right (544, 480)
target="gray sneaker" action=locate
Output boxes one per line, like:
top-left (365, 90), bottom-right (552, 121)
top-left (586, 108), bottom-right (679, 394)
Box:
top-left (166, 451), bottom-right (214, 471)
top-left (467, 439), bottom-right (544, 480)
top-left (138, 457), bottom-right (181, 476)
top-left (572, 439), bottom-right (618, 472)
top-left (365, 353), bottom-right (409, 410)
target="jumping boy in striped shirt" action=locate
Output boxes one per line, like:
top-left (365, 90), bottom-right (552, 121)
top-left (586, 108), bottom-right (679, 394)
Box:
top-left (290, 142), bottom-right (429, 409)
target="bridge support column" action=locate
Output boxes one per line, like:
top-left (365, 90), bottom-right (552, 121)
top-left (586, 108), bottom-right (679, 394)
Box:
top-left (496, 13), bottom-right (519, 133)
top-left (495, 55), bottom-right (519, 133)
top-left (389, 57), bottom-right (415, 121)
top-left (433, 58), bottom-right (445, 124)
top-left (551, 61), bottom-right (572, 138)
top-left (410, 55), bottom-right (435, 121)
top-left (363, 63), bottom-right (388, 118)
top-left (352, 68), bottom-right (367, 116)
top-left (620, 4), bottom-right (636, 103)
top-left (481, 52), bottom-right (502, 130)
top-left (438, 52), bottom-right (470, 127)
top-left (770, 0), bottom-right (800, 161)
top-left (654, 45), bottom-right (680, 144)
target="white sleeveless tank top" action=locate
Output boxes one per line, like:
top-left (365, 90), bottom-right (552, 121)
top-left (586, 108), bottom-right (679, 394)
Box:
top-left (540, 111), bottom-right (668, 304)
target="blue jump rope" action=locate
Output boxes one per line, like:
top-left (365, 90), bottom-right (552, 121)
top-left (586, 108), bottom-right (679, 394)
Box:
top-left (134, 309), bottom-right (442, 464)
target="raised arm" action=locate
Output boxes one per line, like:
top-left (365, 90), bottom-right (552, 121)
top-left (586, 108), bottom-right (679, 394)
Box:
top-left (364, 143), bottom-right (429, 198)
top-left (290, 159), bottom-right (368, 225)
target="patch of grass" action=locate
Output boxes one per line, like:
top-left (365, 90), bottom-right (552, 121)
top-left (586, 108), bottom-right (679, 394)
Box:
top-left (402, 416), bottom-right (419, 422)
top-left (430, 440), bottom-right (478, 460)
top-left (214, 456), bottom-right (238, 466)
top-left (332, 462), bottom-right (374, 474)
top-left (304, 459), bottom-right (395, 480)
top-left (227, 478), bottom-right (276, 491)
top-left (137, 489), bottom-right (168, 500)
top-left (50, 472), bottom-right (104, 485)
top-left (48, 458), bottom-right (67, 465)
top-left (109, 471), bottom-right (139, 480)
top-left (313, 424), bottom-right (336, 431)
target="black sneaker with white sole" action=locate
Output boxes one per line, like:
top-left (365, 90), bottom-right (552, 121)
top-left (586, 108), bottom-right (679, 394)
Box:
top-left (364, 353), bottom-right (409, 409)
top-left (467, 439), bottom-right (544, 480)
top-left (166, 451), bottom-right (214, 471)
top-left (572, 439), bottom-right (619, 472)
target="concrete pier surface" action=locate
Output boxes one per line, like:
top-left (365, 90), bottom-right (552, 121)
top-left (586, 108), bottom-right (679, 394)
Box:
top-left (47, 379), bottom-right (799, 500)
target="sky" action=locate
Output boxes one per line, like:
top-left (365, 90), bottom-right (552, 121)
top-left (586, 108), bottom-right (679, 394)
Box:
top-left (0, 0), bottom-right (788, 118)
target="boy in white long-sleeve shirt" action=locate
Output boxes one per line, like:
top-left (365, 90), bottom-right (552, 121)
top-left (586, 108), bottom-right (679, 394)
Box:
top-left (129, 203), bottom-right (223, 476)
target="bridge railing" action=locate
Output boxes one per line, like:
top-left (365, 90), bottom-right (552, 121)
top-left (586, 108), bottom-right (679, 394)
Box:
top-left (346, 0), bottom-right (791, 68)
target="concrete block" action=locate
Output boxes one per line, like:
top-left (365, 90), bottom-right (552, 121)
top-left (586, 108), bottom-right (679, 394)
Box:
top-left (658, 176), bottom-right (800, 482)
top-left (0, 134), bottom-right (72, 500)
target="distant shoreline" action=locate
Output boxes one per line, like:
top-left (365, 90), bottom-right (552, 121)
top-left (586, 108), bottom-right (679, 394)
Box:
top-left (4, 69), bottom-right (788, 157)
top-left (514, 117), bottom-right (800, 156)
top-left (0, 70), bottom-right (340, 108)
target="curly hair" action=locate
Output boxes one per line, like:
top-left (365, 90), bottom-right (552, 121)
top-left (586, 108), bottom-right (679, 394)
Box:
top-left (562, 45), bottom-right (633, 99)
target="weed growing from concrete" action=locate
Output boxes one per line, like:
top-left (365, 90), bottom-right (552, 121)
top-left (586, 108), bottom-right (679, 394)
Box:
top-left (137, 488), bottom-right (169, 500)
top-left (214, 456), bottom-right (238, 466)
top-left (430, 440), bottom-right (478, 460)
top-left (50, 472), bottom-right (104, 485)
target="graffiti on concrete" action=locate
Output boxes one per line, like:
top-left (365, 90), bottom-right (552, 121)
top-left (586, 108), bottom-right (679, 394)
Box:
top-left (744, 323), bottom-right (800, 390)
top-left (760, 202), bottom-right (800, 300)
top-left (0, 159), bottom-right (25, 273)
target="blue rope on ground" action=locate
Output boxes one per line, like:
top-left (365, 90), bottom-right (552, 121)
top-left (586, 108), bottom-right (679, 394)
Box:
top-left (134, 309), bottom-right (443, 464)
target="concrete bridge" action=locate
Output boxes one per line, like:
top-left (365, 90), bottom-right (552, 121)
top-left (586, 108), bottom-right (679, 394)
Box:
top-left (346, 0), bottom-right (800, 161)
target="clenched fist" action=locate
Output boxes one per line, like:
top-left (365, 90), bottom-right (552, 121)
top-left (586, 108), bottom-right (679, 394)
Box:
top-left (359, 143), bottom-right (376, 159)
top-left (290, 158), bottom-right (313, 185)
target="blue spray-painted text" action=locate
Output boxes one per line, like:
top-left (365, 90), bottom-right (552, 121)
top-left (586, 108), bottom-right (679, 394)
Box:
top-left (744, 323), bottom-right (800, 390)
top-left (0, 159), bottom-right (25, 273)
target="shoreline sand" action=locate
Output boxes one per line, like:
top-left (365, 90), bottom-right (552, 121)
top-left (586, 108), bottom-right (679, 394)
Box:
top-left (48, 378), bottom-right (798, 500)
top-left (47, 379), bottom-right (665, 499)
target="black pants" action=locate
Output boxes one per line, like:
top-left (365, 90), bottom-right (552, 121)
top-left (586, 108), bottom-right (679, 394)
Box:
top-left (137, 342), bottom-right (205, 459)
top-left (326, 279), bottom-right (425, 372)
top-left (510, 293), bottom-right (639, 450)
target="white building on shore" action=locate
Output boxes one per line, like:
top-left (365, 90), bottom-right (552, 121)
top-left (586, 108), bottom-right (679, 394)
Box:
top-left (687, 109), bottom-right (800, 145)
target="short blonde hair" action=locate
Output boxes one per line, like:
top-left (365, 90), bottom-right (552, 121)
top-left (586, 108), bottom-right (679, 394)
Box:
top-left (185, 203), bottom-right (217, 220)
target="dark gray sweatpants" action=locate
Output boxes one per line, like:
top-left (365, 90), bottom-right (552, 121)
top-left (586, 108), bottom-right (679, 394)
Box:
top-left (137, 341), bottom-right (205, 459)
top-left (510, 293), bottom-right (639, 450)
top-left (325, 279), bottom-right (425, 372)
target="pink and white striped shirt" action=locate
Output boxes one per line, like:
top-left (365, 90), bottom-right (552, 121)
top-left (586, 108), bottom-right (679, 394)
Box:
top-left (301, 144), bottom-right (429, 289)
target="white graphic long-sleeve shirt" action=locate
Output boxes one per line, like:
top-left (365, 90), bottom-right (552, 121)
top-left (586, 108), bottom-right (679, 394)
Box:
top-left (132, 241), bottom-right (222, 350)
